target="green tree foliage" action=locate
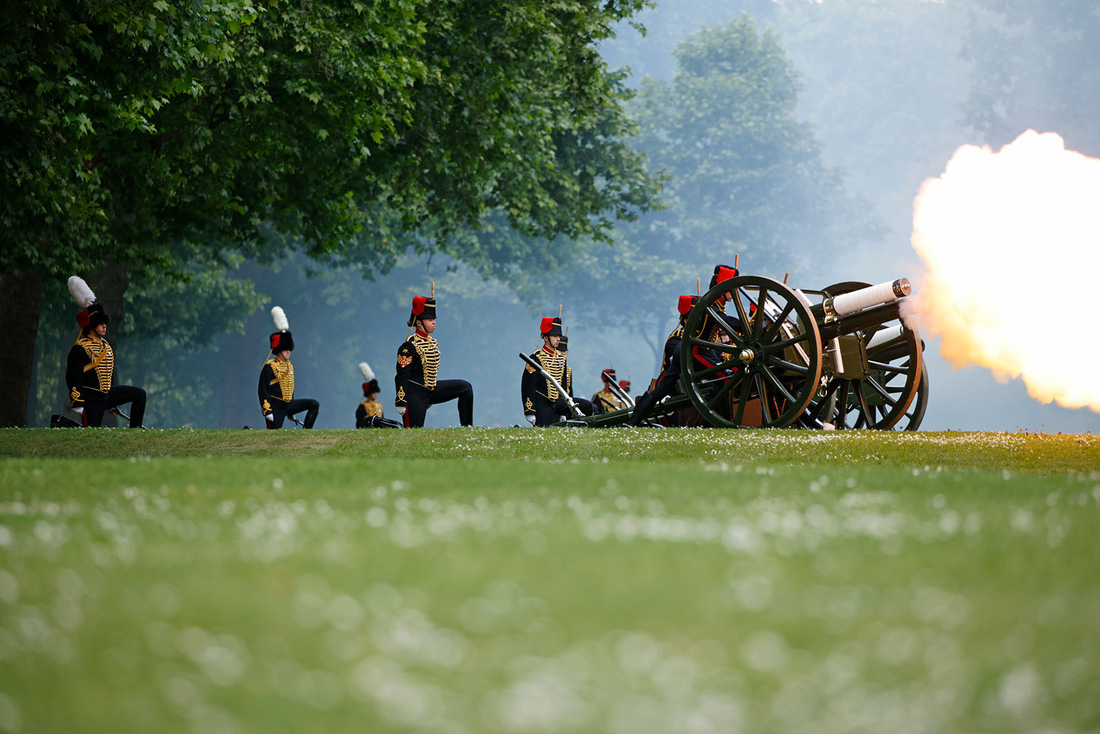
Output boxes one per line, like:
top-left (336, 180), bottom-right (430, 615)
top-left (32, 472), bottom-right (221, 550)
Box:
top-left (542, 16), bottom-right (881, 370)
top-left (2, 0), bottom-right (658, 275)
top-left (962, 0), bottom-right (1100, 155)
top-left (1, 0), bottom-right (661, 425)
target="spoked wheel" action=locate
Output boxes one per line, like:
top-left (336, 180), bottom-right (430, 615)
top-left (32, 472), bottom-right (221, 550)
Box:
top-left (803, 281), bottom-right (924, 430)
top-left (889, 364), bottom-right (928, 431)
top-left (679, 275), bottom-right (823, 428)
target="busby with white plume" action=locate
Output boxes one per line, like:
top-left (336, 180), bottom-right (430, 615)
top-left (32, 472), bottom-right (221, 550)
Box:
top-left (359, 361), bottom-right (380, 397)
top-left (269, 306), bottom-right (294, 353)
top-left (68, 275), bottom-right (109, 331)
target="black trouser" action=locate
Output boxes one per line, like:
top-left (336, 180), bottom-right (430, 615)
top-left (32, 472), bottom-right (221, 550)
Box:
top-left (629, 345), bottom-right (735, 426)
top-left (630, 373), bottom-right (680, 426)
top-left (268, 398), bottom-right (319, 429)
top-left (533, 395), bottom-right (594, 426)
top-left (358, 415), bottom-right (403, 429)
top-left (630, 362), bottom-right (681, 426)
top-left (82, 385), bottom-right (147, 428)
top-left (402, 380), bottom-right (473, 427)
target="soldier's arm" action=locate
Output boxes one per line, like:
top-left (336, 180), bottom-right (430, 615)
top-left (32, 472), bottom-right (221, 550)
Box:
top-left (395, 344), bottom-right (417, 409)
top-left (65, 345), bottom-right (86, 408)
top-left (257, 362), bottom-right (276, 417)
top-left (520, 362), bottom-right (537, 416)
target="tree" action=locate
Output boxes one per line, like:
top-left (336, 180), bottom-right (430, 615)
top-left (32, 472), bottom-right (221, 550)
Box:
top-left (543, 16), bottom-right (881, 372)
top-left (1, 0), bottom-right (660, 425)
top-left (961, 0), bottom-right (1100, 156)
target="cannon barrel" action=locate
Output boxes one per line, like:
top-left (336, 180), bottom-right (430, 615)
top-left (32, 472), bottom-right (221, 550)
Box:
top-left (818, 300), bottom-right (903, 341)
top-left (822, 278), bottom-right (909, 320)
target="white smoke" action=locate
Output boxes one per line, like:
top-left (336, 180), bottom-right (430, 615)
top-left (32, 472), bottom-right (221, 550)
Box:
top-left (910, 130), bottom-right (1100, 413)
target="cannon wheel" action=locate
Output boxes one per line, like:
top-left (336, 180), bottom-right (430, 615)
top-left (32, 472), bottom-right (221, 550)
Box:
top-left (806, 281), bottom-right (924, 430)
top-left (679, 275), bottom-right (823, 428)
top-left (888, 365), bottom-right (929, 431)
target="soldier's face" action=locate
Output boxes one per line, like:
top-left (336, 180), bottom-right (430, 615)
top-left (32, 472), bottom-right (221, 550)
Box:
top-left (547, 335), bottom-right (561, 349)
top-left (94, 323), bottom-right (107, 337)
top-left (419, 319), bottom-right (436, 334)
top-left (277, 349), bottom-right (291, 361)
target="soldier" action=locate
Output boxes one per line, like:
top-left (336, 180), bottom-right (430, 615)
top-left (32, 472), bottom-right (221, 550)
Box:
top-left (355, 362), bottom-right (401, 428)
top-left (628, 295), bottom-right (696, 427)
top-left (522, 317), bottom-right (593, 425)
top-left (591, 368), bottom-right (627, 413)
top-left (258, 306), bottom-right (320, 429)
top-left (395, 294), bottom-right (473, 428)
top-left (629, 264), bottom-right (743, 426)
top-left (64, 276), bottom-right (146, 428)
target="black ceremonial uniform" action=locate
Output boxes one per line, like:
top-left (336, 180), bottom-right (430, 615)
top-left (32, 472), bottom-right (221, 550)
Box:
top-left (66, 332), bottom-right (146, 428)
top-left (356, 397), bottom-right (383, 426)
top-left (258, 356), bottom-right (319, 428)
top-left (591, 368), bottom-right (625, 414)
top-left (629, 324), bottom-right (687, 426)
top-left (395, 330), bottom-right (473, 428)
top-left (521, 345), bottom-right (594, 425)
top-left (592, 387), bottom-right (627, 414)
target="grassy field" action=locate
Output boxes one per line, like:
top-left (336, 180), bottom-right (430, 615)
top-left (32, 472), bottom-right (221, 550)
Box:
top-left (1, 427), bottom-right (1098, 734)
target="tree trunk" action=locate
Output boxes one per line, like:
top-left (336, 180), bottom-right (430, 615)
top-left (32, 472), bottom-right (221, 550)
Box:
top-left (0, 272), bottom-right (44, 427)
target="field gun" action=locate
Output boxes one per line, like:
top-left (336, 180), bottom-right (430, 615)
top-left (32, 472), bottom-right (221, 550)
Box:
top-left (676, 273), bottom-right (925, 430)
top-left (538, 269), bottom-right (927, 431)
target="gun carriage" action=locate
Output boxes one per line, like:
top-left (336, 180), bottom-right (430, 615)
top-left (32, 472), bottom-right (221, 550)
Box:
top-left (527, 271), bottom-right (926, 430)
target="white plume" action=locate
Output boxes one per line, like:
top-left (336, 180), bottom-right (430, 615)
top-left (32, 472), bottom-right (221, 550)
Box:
top-left (359, 362), bottom-right (375, 381)
top-left (271, 306), bottom-right (289, 331)
top-left (67, 276), bottom-right (96, 308)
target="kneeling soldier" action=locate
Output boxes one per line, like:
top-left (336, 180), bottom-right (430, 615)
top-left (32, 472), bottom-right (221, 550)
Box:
top-left (591, 368), bottom-right (627, 413)
top-left (395, 293), bottom-right (474, 428)
top-left (356, 362), bottom-right (401, 428)
top-left (65, 276), bottom-right (146, 428)
top-left (258, 306), bottom-right (319, 429)
top-left (522, 316), bottom-right (593, 426)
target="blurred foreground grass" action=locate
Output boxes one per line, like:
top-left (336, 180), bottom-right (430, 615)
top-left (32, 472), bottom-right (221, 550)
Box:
top-left (1, 428), bottom-right (1099, 733)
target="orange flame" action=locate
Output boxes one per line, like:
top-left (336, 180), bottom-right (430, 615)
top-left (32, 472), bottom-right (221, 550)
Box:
top-left (910, 130), bottom-right (1100, 413)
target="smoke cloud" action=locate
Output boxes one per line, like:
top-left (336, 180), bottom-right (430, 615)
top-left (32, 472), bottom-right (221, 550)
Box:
top-left (911, 130), bottom-right (1100, 413)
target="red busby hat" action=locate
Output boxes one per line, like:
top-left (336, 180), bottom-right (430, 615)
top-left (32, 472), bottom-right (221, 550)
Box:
top-left (269, 306), bottom-right (294, 353)
top-left (407, 296), bottom-right (436, 327)
top-left (709, 264), bottom-right (738, 290)
top-left (80, 304), bottom-right (110, 330)
top-left (601, 368), bottom-right (617, 385)
top-left (619, 378), bottom-right (631, 393)
top-left (677, 295), bottom-right (699, 317)
top-left (68, 276), bottom-right (109, 331)
top-left (359, 362), bottom-right (380, 396)
top-left (539, 316), bottom-right (563, 336)
top-left (540, 317), bottom-right (563, 337)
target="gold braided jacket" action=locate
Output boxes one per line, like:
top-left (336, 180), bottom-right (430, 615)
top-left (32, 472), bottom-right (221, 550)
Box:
top-left (528, 347), bottom-right (566, 401)
top-left (258, 358), bottom-right (295, 415)
top-left (77, 336), bottom-right (114, 392)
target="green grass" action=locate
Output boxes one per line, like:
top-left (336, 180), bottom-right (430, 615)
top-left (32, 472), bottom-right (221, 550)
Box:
top-left (1, 428), bottom-right (1099, 733)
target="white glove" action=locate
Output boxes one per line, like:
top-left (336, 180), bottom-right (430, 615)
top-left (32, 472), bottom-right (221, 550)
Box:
top-left (265, 413), bottom-right (274, 423)
top-left (525, 414), bottom-right (536, 425)
top-left (73, 407), bottom-right (84, 416)
top-left (396, 406), bottom-right (406, 416)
